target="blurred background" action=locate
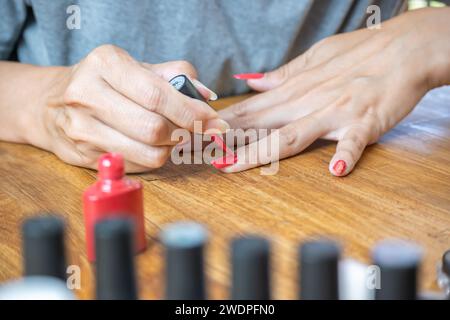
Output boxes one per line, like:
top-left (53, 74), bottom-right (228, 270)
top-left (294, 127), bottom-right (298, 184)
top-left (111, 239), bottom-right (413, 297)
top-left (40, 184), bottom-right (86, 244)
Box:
top-left (409, 0), bottom-right (447, 9)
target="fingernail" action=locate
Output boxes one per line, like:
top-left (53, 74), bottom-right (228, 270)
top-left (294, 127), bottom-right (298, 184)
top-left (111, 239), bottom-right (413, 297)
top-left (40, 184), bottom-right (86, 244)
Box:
top-left (233, 73), bottom-right (264, 80)
top-left (211, 154), bottom-right (237, 169)
top-left (204, 119), bottom-right (230, 134)
top-left (332, 160), bottom-right (347, 176)
top-left (191, 79), bottom-right (218, 101)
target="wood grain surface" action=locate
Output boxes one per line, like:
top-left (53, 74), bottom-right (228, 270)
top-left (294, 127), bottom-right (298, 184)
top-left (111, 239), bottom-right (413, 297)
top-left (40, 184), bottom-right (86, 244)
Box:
top-left (0, 87), bottom-right (449, 299)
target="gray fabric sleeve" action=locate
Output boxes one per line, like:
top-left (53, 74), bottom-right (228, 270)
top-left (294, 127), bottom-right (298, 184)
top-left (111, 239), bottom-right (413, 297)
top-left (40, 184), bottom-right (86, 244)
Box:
top-left (0, 0), bottom-right (28, 60)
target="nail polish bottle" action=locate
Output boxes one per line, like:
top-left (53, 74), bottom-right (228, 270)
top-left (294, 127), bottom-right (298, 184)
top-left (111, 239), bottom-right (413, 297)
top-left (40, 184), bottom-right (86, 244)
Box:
top-left (160, 221), bottom-right (208, 300)
top-left (437, 249), bottom-right (450, 299)
top-left (339, 258), bottom-right (375, 300)
top-left (299, 239), bottom-right (340, 300)
top-left (372, 239), bottom-right (422, 300)
top-left (95, 218), bottom-right (138, 300)
top-left (22, 215), bottom-right (67, 280)
top-left (0, 277), bottom-right (75, 300)
top-left (231, 236), bottom-right (271, 300)
top-left (83, 153), bottom-right (146, 262)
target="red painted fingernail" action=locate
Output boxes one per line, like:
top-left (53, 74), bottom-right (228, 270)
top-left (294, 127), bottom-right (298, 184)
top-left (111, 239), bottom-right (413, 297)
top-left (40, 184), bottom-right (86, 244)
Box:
top-left (332, 160), bottom-right (347, 176)
top-left (233, 73), bottom-right (264, 80)
top-left (211, 154), bottom-right (237, 169)
top-left (211, 134), bottom-right (234, 156)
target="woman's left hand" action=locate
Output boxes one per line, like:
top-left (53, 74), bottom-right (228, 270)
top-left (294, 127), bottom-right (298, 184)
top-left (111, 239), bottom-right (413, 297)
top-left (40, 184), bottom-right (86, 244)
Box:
top-left (219, 7), bottom-right (450, 176)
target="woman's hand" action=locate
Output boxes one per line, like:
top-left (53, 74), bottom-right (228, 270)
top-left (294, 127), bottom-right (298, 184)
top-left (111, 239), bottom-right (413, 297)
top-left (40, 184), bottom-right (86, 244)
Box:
top-left (220, 8), bottom-right (450, 176)
top-left (0, 45), bottom-right (228, 172)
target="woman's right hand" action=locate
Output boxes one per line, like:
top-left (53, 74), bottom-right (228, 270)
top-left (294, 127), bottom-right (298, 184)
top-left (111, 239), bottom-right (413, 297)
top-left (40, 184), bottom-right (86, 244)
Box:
top-left (21, 45), bottom-right (227, 172)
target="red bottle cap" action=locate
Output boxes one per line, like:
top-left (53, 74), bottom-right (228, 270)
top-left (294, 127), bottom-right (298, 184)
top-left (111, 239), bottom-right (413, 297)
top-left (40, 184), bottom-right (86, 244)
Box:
top-left (98, 153), bottom-right (124, 180)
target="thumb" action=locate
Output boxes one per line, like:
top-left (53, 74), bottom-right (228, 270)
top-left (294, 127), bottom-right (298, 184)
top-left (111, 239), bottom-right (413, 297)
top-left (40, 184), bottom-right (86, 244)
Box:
top-left (142, 62), bottom-right (218, 101)
top-left (246, 63), bottom-right (292, 92)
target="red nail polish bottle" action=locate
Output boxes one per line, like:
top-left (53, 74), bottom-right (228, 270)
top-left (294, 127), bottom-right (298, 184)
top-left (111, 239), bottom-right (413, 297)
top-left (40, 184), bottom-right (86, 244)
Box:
top-left (83, 153), bottom-right (146, 262)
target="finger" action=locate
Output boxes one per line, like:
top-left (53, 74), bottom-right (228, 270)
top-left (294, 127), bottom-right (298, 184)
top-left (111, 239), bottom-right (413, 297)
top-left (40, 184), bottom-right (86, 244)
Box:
top-left (97, 52), bottom-right (218, 131)
top-left (246, 61), bottom-right (294, 92)
top-left (329, 125), bottom-right (372, 177)
top-left (86, 82), bottom-right (180, 145)
top-left (219, 85), bottom-right (289, 121)
top-left (92, 123), bottom-right (172, 169)
top-left (142, 62), bottom-right (217, 101)
top-left (246, 28), bottom-right (372, 93)
top-left (55, 143), bottom-right (151, 173)
top-left (93, 124), bottom-right (172, 169)
top-left (122, 160), bottom-right (155, 173)
top-left (221, 67), bottom-right (343, 122)
top-left (191, 79), bottom-right (218, 101)
top-left (61, 111), bottom-right (172, 169)
top-left (143, 60), bottom-right (198, 80)
top-left (224, 89), bottom-right (340, 130)
top-left (220, 112), bottom-right (331, 173)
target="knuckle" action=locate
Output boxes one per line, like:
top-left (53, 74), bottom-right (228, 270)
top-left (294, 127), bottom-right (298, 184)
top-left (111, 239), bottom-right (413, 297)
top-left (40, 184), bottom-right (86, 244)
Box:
top-left (150, 147), bottom-right (170, 168)
top-left (351, 76), bottom-right (372, 90)
top-left (56, 148), bottom-right (95, 168)
top-left (305, 38), bottom-right (328, 61)
top-left (231, 102), bottom-right (248, 116)
top-left (331, 93), bottom-right (356, 115)
top-left (274, 63), bottom-right (290, 82)
top-left (365, 113), bottom-right (384, 138)
top-left (61, 111), bottom-right (91, 141)
top-left (313, 37), bottom-right (330, 50)
top-left (65, 120), bottom-right (85, 140)
top-left (63, 81), bottom-right (84, 105)
top-left (348, 132), bottom-right (366, 151)
top-left (91, 44), bottom-right (118, 57)
top-left (235, 115), bottom-right (255, 129)
top-left (54, 108), bottom-right (70, 130)
top-left (144, 85), bottom-right (167, 111)
top-left (177, 105), bottom-right (196, 127)
top-left (172, 60), bottom-right (196, 76)
top-left (142, 118), bottom-right (169, 144)
top-left (280, 124), bottom-right (299, 147)
top-left (303, 47), bottom-right (316, 63)
top-left (76, 153), bottom-right (96, 168)
top-left (85, 44), bottom-right (127, 66)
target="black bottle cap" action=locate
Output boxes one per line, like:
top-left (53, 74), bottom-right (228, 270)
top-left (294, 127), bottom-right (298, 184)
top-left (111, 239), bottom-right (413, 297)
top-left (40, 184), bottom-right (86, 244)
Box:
top-left (169, 75), bottom-right (205, 101)
top-left (443, 249), bottom-right (450, 276)
top-left (95, 218), bottom-right (138, 300)
top-left (22, 215), bottom-right (67, 280)
top-left (299, 239), bottom-right (340, 300)
top-left (372, 239), bottom-right (422, 300)
top-left (160, 221), bottom-right (208, 300)
top-left (231, 236), bottom-right (271, 300)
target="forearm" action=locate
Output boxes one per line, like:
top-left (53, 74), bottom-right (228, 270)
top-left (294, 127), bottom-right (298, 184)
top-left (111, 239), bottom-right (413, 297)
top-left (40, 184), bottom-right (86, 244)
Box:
top-left (415, 7), bottom-right (450, 89)
top-left (0, 62), bottom-right (67, 147)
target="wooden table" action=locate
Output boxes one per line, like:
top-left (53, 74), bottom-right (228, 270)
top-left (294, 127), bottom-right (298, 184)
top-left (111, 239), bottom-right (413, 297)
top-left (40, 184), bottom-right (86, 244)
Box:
top-left (0, 87), bottom-right (449, 299)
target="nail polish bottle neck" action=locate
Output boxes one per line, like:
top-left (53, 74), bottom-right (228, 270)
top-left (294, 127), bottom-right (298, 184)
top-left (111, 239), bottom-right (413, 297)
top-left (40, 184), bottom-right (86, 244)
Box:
top-left (98, 153), bottom-right (124, 181)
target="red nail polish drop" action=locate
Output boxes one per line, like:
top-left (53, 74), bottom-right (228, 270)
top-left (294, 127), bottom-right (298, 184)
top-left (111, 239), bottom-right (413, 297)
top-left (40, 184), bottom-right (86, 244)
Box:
top-left (83, 153), bottom-right (146, 262)
top-left (333, 160), bottom-right (347, 176)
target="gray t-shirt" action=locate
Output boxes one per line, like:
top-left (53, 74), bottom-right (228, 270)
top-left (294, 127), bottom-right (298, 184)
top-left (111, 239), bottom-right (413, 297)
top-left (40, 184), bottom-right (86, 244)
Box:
top-left (1, 0), bottom-right (406, 95)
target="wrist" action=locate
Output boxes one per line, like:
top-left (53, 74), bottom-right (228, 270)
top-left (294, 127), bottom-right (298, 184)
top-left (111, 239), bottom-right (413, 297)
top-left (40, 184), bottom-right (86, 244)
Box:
top-left (21, 65), bottom-right (70, 151)
top-left (416, 8), bottom-right (450, 89)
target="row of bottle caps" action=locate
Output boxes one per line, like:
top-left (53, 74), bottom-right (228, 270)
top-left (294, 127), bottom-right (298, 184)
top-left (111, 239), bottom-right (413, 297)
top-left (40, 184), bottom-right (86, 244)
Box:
top-left (0, 214), bottom-right (449, 300)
